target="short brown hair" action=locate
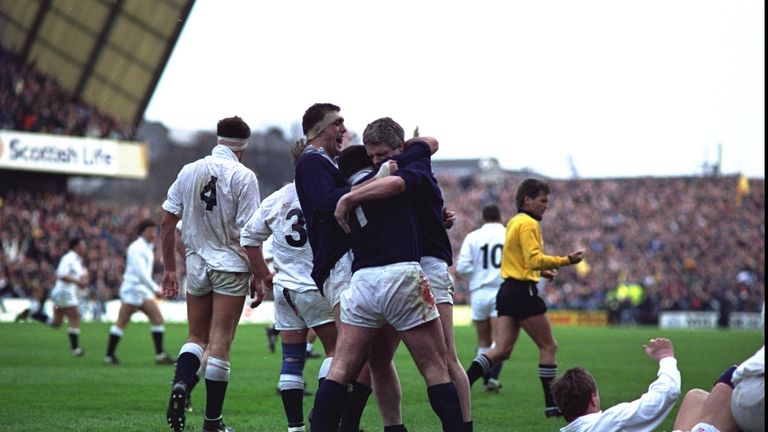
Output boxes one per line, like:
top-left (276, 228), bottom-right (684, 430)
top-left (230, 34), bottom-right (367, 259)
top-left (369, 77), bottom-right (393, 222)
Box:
top-left (217, 116), bottom-right (251, 139)
top-left (362, 117), bottom-right (404, 150)
top-left (550, 367), bottom-right (597, 422)
top-left (515, 178), bottom-right (550, 212)
top-left (302, 103), bottom-right (340, 135)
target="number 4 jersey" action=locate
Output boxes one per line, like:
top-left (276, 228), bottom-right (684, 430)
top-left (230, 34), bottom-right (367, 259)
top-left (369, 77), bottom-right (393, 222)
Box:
top-left (241, 182), bottom-right (316, 292)
top-left (162, 145), bottom-right (261, 273)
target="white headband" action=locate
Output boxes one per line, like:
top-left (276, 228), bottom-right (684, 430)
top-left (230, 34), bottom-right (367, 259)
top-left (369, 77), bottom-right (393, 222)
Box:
top-left (306, 111), bottom-right (343, 141)
top-left (217, 136), bottom-right (249, 151)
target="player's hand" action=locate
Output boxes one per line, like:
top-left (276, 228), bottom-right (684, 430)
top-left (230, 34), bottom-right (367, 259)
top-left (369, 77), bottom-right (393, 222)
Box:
top-left (161, 270), bottom-right (179, 299)
top-left (567, 249), bottom-right (585, 265)
top-left (443, 208), bottom-right (457, 229)
top-left (643, 338), bottom-right (674, 361)
top-left (249, 278), bottom-right (266, 309)
top-left (541, 269), bottom-right (558, 280)
top-left (375, 160), bottom-right (398, 178)
top-left (76, 276), bottom-right (89, 289)
top-left (335, 194), bottom-right (353, 234)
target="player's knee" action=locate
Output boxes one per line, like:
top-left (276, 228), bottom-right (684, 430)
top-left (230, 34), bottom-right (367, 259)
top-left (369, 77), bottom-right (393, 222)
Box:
top-left (281, 343), bottom-right (307, 376)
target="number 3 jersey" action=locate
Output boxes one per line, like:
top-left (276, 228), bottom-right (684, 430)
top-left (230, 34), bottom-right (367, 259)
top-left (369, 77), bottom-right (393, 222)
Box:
top-left (162, 145), bottom-right (261, 273)
top-left (241, 182), bottom-right (316, 292)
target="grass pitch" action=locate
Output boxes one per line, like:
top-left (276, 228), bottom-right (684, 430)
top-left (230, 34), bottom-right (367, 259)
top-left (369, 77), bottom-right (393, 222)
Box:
top-left (0, 321), bottom-right (761, 431)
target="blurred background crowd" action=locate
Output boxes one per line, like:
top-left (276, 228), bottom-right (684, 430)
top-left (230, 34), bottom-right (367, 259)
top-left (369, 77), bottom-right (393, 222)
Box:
top-left (1, 174), bottom-right (763, 325)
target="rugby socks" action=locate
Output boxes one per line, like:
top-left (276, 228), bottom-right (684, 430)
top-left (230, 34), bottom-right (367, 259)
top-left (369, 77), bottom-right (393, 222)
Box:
top-left (173, 343), bottom-right (204, 388)
top-left (427, 382), bottom-right (464, 432)
top-left (464, 420), bottom-right (474, 432)
top-left (466, 354), bottom-right (492, 385)
top-left (106, 325), bottom-right (123, 357)
top-left (151, 325), bottom-right (165, 354)
top-left (714, 365), bottom-right (738, 388)
top-left (318, 356), bottom-right (333, 386)
top-left (280, 343), bottom-right (307, 429)
top-left (204, 356), bottom-right (230, 422)
top-left (539, 364), bottom-right (558, 409)
top-left (384, 425), bottom-right (408, 432)
top-left (489, 362), bottom-right (503, 381)
top-left (339, 380), bottom-right (372, 432)
top-left (310, 379), bottom-right (349, 432)
top-left (477, 347), bottom-right (491, 384)
top-left (67, 328), bottom-right (80, 350)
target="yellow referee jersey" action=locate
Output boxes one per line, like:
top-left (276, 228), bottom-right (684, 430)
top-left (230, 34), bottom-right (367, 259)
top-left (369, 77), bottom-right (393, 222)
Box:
top-left (500, 212), bottom-right (570, 282)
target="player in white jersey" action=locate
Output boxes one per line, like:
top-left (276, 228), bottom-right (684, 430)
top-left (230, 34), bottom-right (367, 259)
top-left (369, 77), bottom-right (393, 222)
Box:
top-left (104, 219), bottom-right (174, 365)
top-left (161, 116), bottom-right (269, 432)
top-left (242, 177), bottom-right (337, 432)
top-left (455, 204), bottom-right (507, 392)
top-left (26, 237), bottom-right (88, 356)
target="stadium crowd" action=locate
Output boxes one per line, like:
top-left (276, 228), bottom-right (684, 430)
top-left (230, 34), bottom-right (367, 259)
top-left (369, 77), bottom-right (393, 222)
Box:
top-left (441, 173), bottom-right (765, 323)
top-left (1, 174), bottom-right (763, 324)
top-left (0, 47), bottom-right (133, 140)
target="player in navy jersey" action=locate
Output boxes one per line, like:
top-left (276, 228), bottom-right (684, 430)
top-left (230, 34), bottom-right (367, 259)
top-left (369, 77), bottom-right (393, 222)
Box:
top-left (310, 119), bottom-right (463, 432)
top-left (363, 120), bottom-right (473, 430)
top-left (294, 103), bottom-right (391, 431)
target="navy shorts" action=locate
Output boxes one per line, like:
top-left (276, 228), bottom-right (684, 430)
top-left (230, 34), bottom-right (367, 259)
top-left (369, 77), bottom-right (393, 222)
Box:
top-left (496, 278), bottom-right (547, 320)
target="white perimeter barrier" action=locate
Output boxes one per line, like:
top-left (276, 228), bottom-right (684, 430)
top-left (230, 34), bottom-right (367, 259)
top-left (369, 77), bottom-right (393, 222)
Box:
top-left (0, 298), bottom-right (274, 324)
top-left (660, 310), bottom-right (763, 330)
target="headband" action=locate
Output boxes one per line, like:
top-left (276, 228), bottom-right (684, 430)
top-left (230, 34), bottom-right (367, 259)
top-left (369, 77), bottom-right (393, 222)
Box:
top-left (306, 111), bottom-right (343, 141)
top-left (217, 136), bottom-right (249, 151)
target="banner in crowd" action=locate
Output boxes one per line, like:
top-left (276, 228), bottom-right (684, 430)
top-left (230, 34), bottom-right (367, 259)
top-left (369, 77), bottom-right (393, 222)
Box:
top-left (548, 310), bottom-right (609, 326)
top-left (0, 130), bottom-right (148, 179)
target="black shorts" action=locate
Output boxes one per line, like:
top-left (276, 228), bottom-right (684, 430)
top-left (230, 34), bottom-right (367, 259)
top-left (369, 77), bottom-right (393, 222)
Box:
top-left (496, 278), bottom-right (547, 320)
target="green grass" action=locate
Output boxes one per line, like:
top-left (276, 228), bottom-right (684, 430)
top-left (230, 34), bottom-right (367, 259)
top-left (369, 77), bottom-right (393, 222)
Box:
top-left (0, 322), bottom-right (761, 431)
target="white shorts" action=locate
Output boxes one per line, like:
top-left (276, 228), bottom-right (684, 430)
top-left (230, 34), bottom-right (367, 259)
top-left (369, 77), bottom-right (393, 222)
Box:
top-left (420, 256), bottom-right (454, 305)
top-left (119, 283), bottom-right (156, 307)
top-left (50, 288), bottom-right (78, 308)
top-left (341, 261), bottom-right (439, 331)
top-left (322, 251), bottom-right (353, 307)
top-left (273, 284), bottom-right (335, 331)
top-left (732, 374), bottom-right (764, 432)
top-left (186, 254), bottom-right (250, 297)
top-left (470, 285), bottom-right (499, 321)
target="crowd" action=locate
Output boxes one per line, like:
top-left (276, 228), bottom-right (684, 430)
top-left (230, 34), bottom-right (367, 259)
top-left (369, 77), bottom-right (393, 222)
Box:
top-left (0, 47), bottom-right (133, 140)
top-left (1, 174), bottom-right (763, 322)
top-left (441, 173), bottom-right (765, 321)
top-left (0, 190), bottom-right (161, 315)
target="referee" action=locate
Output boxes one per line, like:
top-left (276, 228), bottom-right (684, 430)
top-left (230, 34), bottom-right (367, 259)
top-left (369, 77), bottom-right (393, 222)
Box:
top-left (465, 178), bottom-right (584, 418)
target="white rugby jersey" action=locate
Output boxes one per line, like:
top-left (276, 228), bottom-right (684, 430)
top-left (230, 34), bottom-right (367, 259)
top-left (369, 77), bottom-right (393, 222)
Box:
top-left (560, 357), bottom-right (681, 432)
top-left (52, 250), bottom-right (86, 293)
top-left (455, 222), bottom-right (506, 291)
top-left (241, 182), bottom-right (315, 292)
top-left (122, 236), bottom-right (160, 294)
top-left (162, 145), bottom-right (260, 272)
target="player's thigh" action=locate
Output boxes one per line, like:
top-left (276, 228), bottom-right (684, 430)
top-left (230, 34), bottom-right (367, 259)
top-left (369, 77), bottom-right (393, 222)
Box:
top-left (400, 319), bottom-right (449, 377)
top-left (139, 299), bottom-right (164, 325)
top-left (207, 292), bottom-right (245, 358)
top-left (116, 302), bottom-right (139, 327)
top-left (494, 315), bottom-right (521, 351)
top-left (368, 325), bottom-right (401, 369)
top-left (474, 319), bottom-right (492, 346)
top-left (186, 292), bottom-right (213, 344)
top-left (436, 303), bottom-right (458, 356)
top-left (312, 322), bottom-right (338, 356)
top-left (520, 313), bottom-right (556, 349)
top-left (329, 323), bottom-right (379, 384)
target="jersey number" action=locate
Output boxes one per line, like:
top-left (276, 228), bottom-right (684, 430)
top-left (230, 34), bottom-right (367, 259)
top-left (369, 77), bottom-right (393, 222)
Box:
top-left (200, 176), bottom-right (218, 211)
top-left (480, 243), bottom-right (503, 269)
top-left (285, 208), bottom-right (307, 248)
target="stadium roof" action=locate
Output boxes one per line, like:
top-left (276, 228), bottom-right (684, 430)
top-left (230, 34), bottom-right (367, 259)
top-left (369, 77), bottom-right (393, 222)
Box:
top-left (0, 0), bottom-right (195, 130)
